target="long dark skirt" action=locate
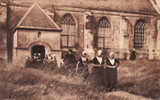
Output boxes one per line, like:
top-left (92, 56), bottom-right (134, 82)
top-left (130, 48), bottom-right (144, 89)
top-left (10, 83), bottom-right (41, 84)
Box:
top-left (104, 68), bottom-right (117, 89)
top-left (77, 65), bottom-right (89, 80)
top-left (88, 66), bottom-right (105, 89)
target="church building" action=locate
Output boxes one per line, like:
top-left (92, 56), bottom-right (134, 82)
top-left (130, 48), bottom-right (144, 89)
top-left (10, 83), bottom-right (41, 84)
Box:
top-left (1, 0), bottom-right (160, 65)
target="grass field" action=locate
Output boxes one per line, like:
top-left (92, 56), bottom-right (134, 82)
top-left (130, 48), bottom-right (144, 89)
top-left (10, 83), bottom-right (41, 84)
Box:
top-left (0, 59), bottom-right (159, 100)
top-left (118, 60), bottom-right (160, 99)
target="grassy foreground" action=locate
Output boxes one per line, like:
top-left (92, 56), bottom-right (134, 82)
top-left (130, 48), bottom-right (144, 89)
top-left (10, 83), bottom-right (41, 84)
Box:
top-left (0, 59), bottom-right (160, 100)
top-left (118, 60), bottom-right (160, 99)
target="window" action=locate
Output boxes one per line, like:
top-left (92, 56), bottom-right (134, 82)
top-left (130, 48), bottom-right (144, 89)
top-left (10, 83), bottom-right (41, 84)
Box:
top-left (61, 14), bottom-right (76, 48)
top-left (97, 17), bottom-right (111, 48)
top-left (134, 20), bottom-right (145, 49)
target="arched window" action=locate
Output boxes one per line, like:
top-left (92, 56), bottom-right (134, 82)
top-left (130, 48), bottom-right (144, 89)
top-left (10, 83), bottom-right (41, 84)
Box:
top-left (97, 17), bottom-right (111, 48)
top-left (61, 14), bottom-right (76, 48)
top-left (134, 20), bottom-right (145, 49)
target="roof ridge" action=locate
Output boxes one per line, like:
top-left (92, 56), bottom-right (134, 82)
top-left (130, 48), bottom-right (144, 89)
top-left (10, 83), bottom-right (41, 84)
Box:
top-left (149, 0), bottom-right (160, 14)
top-left (16, 3), bottom-right (36, 27)
top-left (16, 3), bottom-right (61, 30)
top-left (35, 3), bottom-right (61, 30)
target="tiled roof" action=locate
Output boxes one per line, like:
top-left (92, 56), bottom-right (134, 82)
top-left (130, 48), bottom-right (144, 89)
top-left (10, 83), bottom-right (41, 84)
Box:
top-left (16, 3), bottom-right (61, 31)
top-left (14, 0), bottom-right (159, 15)
top-left (53, 0), bottom-right (158, 15)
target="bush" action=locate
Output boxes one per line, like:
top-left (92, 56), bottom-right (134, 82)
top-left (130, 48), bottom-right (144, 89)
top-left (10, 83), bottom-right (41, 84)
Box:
top-left (25, 56), bottom-right (58, 69)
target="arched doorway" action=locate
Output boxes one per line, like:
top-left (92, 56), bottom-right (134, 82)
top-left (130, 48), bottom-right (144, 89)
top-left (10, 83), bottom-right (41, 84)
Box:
top-left (31, 45), bottom-right (45, 62)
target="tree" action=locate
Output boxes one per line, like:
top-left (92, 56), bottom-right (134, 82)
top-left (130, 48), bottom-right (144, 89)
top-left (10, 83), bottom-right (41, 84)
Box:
top-left (0, 0), bottom-right (14, 63)
top-left (6, 0), bottom-right (13, 63)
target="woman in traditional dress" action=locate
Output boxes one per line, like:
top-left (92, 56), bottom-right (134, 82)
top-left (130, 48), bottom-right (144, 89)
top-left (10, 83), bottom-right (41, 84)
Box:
top-left (76, 51), bottom-right (89, 80)
top-left (89, 49), bottom-right (106, 89)
top-left (105, 52), bottom-right (120, 91)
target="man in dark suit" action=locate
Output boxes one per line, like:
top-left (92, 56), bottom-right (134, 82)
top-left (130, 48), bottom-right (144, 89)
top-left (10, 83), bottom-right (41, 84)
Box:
top-left (63, 49), bottom-right (77, 75)
top-left (64, 49), bottom-right (77, 65)
top-left (130, 49), bottom-right (136, 60)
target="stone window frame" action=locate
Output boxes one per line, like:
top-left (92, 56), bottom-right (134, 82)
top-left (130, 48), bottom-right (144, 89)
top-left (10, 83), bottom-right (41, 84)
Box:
top-left (97, 17), bottom-right (111, 49)
top-left (134, 19), bottom-right (145, 49)
top-left (61, 13), bottom-right (76, 48)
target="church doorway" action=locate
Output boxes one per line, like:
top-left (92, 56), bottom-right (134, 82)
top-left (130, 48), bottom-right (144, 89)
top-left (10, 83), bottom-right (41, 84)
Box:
top-left (31, 45), bottom-right (45, 62)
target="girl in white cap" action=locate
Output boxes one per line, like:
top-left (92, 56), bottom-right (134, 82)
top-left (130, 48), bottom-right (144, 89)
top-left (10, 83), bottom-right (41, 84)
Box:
top-left (92, 49), bottom-right (105, 65)
top-left (105, 51), bottom-right (120, 91)
top-left (76, 51), bottom-right (88, 72)
top-left (89, 49), bottom-right (105, 89)
top-left (76, 51), bottom-right (89, 80)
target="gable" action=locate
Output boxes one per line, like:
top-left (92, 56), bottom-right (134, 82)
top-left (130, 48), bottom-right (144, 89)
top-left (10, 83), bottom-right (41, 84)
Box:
top-left (16, 3), bottom-right (61, 31)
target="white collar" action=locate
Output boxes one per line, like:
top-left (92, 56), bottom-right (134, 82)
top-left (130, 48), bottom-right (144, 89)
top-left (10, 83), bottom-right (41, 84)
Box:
top-left (109, 58), bottom-right (115, 65)
top-left (81, 57), bottom-right (87, 61)
top-left (96, 56), bottom-right (103, 64)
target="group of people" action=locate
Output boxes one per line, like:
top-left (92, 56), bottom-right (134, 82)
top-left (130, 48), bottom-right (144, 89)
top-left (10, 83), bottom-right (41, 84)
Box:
top-left (25, 53), bottom-right (58, 68)
top-left (25, 47), bottom-right (136, 91)
top-left (63, 49), bottom-right (120, 92)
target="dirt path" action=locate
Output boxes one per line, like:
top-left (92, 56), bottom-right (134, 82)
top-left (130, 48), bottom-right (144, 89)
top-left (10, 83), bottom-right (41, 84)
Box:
top-left (105, 91), bottom-right (153, 100)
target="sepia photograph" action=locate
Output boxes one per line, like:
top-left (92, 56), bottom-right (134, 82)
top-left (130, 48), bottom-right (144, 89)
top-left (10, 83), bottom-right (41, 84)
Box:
top-left (0, 0), bottom-right (160, 100)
